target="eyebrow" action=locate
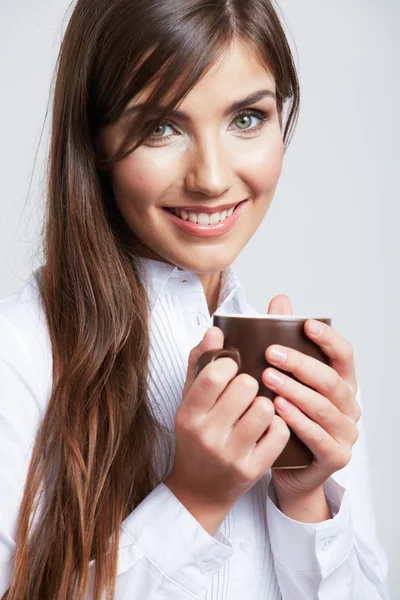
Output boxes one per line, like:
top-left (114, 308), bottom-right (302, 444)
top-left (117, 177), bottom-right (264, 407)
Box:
top-left (123, 89), bottom-right (276, 121)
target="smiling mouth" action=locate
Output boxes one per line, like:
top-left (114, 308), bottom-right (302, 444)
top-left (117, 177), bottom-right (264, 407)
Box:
top-left (164, 200), bottom-right (246, 224)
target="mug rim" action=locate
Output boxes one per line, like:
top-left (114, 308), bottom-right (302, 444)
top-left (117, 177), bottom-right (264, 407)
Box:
top-left (213, 314), bottom-right (331, 320)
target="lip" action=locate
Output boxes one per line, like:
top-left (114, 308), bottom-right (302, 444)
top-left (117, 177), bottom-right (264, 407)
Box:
top-left (163, 200), bottom-right (244, 214)
top-left (162, 199), bottom-right (248, 238)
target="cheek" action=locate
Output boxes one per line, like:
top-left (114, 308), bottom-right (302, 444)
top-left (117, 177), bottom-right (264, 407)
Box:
top-left (238, 137), bottom-right (284, 193)
top-left (111, 152), bottom-right (174, 205)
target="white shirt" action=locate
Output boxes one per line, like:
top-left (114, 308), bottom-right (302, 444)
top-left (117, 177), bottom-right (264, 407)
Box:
top-left (0, 257), bottom-right (390, 599)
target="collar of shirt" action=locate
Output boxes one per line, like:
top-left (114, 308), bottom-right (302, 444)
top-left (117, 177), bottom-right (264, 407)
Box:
top-left (135, 256), bottom-right (258, 317)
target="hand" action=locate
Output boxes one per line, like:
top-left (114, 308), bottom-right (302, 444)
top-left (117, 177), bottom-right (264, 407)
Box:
top-left (165, 327), bottom-right (290, 509)
top-left (264, 295), bottom-right (361, 501)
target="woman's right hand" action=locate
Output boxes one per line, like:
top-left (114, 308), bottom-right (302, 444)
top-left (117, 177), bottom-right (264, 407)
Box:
top-left (164, 326), bottom-right (290, 512)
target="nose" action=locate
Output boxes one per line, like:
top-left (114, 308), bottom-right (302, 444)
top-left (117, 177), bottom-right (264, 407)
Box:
top-left (184, 136), bottom-right (233, 197)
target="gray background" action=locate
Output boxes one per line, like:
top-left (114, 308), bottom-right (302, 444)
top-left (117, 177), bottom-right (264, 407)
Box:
top-left (0, 0), bottom-right (398, 596)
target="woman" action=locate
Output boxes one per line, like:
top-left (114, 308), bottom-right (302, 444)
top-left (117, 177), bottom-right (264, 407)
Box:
top-left (0, 0), bottom-right (390, 598)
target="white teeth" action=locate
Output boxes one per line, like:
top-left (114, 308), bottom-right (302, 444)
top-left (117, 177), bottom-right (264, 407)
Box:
top-left (209, 212), bottom-right (220, 225)
top-left (197, 213), bottom-right (209, 225)
top-left (172, 205), bottom-right (237, 224)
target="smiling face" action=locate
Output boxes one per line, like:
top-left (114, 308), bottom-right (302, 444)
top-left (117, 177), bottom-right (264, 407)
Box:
top-left (99, 39), bottom-right (284, 274)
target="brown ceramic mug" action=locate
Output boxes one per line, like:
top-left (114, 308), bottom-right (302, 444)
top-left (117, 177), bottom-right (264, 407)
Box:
top-left (195, 314), bottom-right (332, 469)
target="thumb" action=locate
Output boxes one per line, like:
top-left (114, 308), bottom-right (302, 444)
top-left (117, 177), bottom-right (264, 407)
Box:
top-left (183, 326), bottom-right (224, 397)
top-left (267, 294), bottom-right (293, 316)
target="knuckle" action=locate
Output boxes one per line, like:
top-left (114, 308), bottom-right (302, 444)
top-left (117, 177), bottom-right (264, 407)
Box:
top-left (215, 356), bottom-right (240, 374)
top-left (292, 352), bottom-right (305, 371)
top-left (324, 369), bottom-right (341, 394)
top-left (315, 403), bottom-right (331, 423)
top-left (254, 396), bottom-right (274, 419)
top-left (233, 460), bottom-right (253, 484)
top-left (201, 358), bottom-right (239, 390)
top-left (198, 430), bottom-right (219, 455)
top-left (236, 373), bottom-right (259, 392)
top-left (354, 402), bottom-right (362, 422)
top-left (273, 415), bottom-right (291, 443)
top-left (344, 343), bottom-right (354, 362)
top-left (226, 356), bottom-right (240, 372)
top-left (351, 424), bottom-right (360, 444)
top-left (175, 410), bottom-right (193, 433)
top-left (332, 448), bottom-right (352, 470)
top-left (307, 429), bottom-right (324, 449)
top-left (341, 415), bottom-right (359, 445)
top-left (188, 347), bottom-right (196, 362)
top-left (201, 367), bottom-right (226, 391)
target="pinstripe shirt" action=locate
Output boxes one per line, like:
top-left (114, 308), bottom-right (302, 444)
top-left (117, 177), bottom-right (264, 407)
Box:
top-left (0, 258), bottom-right (390, 599)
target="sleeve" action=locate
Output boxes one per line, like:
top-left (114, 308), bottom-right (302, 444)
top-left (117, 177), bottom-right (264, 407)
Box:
top-left (86, 483), bottom-right (234, 599)
top-left (265, 385), bottom-right (391, 600)
top-left (0, 315), bottom-right (234, 600)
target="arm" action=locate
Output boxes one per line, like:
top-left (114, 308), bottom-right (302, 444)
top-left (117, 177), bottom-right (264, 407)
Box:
top-left (0, 316), bottom-right (233, 600)
top-left (266, 386), bottom-right (391, 599)
top-left (86, 482), bottom-right (233, 599)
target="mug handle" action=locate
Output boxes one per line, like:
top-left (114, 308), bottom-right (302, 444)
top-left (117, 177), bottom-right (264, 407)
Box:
top-left (195, 346), bottom-right (241, 378)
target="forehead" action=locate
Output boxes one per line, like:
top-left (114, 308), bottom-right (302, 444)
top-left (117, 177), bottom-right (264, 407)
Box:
top-left (127, 39), bottom-right (276, 114)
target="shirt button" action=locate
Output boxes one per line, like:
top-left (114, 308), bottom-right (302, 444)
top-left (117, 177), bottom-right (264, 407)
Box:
top-left (321, 537), bottom-right (335, 551)
top-left (194, 314), bottom-right (208, 327)
top-left (197, 560), bottom-right (215, 576)
top-left (240, 538), bottom-right (252, 552)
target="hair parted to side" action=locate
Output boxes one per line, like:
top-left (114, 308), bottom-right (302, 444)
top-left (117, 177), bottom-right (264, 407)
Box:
top-left (2, 1), bottom-right (300, 598)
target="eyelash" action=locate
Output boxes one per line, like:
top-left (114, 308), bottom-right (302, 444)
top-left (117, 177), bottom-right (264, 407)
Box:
top-left (143, 108), bottom-right (271, 145)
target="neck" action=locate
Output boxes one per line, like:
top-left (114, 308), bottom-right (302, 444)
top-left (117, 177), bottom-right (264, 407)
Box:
top-left (197, 270), bottom-right (223, 317)
top-left (132, 243), bottom-right (224, 316)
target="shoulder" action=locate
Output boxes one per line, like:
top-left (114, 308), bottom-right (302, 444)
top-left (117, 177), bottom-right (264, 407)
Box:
top-left (0, 267), bottom-right (53, 425)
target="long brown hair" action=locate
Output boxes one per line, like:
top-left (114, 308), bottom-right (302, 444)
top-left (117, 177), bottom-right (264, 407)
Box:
top-left (3, 1), bottom-right (300, 598)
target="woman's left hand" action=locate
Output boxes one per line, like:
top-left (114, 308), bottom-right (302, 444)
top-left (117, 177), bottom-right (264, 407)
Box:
top-left (263, 295), bottom-right (361, 500)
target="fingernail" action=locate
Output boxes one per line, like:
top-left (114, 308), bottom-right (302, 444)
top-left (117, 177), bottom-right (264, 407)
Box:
top-left (309, 319), bottom-right (322, 335)
top-left (266, 369), bottom-right (284, 386)
top-left (275, 397), bottom-right (292, 413)
top-left (268, 346), bottom-right (287, 363)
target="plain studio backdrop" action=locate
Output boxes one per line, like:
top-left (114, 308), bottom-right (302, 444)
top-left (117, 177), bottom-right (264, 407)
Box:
top-left (0, 0), bottom-right (398, 596)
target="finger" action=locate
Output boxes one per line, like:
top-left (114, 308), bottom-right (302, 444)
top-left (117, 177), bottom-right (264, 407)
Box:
top-left (184, 356), bottom-right (239, 417)
top-left (228, 395), bottom-right (275, 452)
top-left (265, 343), bottom-right (355, 418)
top-left (274, 396), bottom-right (353, 472)
top-left (184, 326), bottom-right (224, 398)
top-left (250, 414), bottom-right (291, 472)
top-left (211, 373), bottom-right (260, 429)
top-left (267, 294), bottom-right (293, 316)
top-left (304, 319), bottom-right (358, 393)
top-left (263, 367), bottom-right (359, 445)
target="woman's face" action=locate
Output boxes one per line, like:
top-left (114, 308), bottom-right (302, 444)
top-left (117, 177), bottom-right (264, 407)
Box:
top-left (99, 39), bottom-right (284, 274)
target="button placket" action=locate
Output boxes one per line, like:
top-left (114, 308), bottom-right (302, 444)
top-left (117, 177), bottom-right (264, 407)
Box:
top-left (193, 313), bottom-right (209, 327)
top-left (239, 538), bottom-right (252, 552)
top-left (318, 536), bottom-right (336, 552)
top-left (197, 560), bottom-right (216, 576)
